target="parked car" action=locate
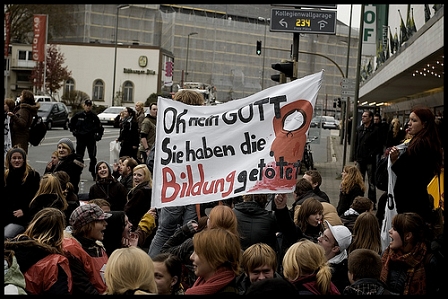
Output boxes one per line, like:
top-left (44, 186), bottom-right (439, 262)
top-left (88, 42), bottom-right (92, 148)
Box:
top-left (98, 106), bottom-right (127, 127)
top-left (322, 116), bottom-right (339, 130)
top-left (310, 116), bottom-right (324, 128)
top-left (37, 102), bottom-right (70, 130)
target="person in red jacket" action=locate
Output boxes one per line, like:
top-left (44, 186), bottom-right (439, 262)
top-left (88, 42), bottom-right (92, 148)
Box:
top-left (5, 208), bottom-right (73, 295)
top-left (63, 203), bottom-right (111, 295)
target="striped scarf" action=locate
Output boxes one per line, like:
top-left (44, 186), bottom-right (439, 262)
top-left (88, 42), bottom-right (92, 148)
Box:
top-left (380, 241), bottom-right (427, 295)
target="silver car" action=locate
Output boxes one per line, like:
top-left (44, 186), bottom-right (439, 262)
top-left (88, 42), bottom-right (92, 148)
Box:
top-left (322, 116), bottom-right (339, 130)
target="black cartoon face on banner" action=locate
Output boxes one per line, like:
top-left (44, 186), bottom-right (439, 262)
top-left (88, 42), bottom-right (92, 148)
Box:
top-left (270, 99), bottom-right (313, 164)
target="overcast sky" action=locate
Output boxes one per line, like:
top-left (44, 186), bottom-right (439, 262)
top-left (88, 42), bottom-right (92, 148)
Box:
top-left (337, 4), bottom-right (362, 28)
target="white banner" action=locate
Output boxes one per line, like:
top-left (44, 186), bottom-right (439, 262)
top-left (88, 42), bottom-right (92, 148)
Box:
top-left (152, 70), bottom-right (323, 208)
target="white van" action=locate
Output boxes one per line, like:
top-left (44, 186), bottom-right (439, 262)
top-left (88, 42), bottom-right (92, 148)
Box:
top-left (16, 95), bottom-right (53, 105)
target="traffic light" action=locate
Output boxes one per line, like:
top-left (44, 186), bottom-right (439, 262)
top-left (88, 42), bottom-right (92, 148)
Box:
top-left (256, 40), bottom-right (262, 55)
top-left (333, 101), bottom-right (337, 108)
top-left (271, 61), bottom-right (293, 84)
top-left (337, 98), bottom-right (341, 108)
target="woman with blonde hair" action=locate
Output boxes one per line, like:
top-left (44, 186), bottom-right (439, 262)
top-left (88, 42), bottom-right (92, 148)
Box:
top-left (385, 117), bottom-right (406, 148)
top-left (337, 165), bottom-right (365, 216)
top-left (104, 246), bottom-right (158, 295)
top-left (124, 164), bottom-right (152, 229)
top-left (5, 207), bottom-right (72, 294)
top-left (186, 228), bottom-right (241, 294)
top-left (282, 239), bottom-right (340, 295)
top-left (347, 211), bottom-right (382, 255)
top-left (28, 173), bottom-right (69, 224)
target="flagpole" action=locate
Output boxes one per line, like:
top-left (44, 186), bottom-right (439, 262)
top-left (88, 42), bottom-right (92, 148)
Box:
top-left (43, 15), bottom-right (48, 94)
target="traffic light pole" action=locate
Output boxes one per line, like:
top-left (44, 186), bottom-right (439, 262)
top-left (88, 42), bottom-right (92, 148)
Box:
top-left (292, 32), bottom-right (300, 80)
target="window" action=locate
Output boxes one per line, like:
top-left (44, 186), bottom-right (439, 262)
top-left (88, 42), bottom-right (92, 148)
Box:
top-left (92, 79), bottom-right (104, 101)
top-left (18, 50), bottom-right (33, 61)
top-left (64, 78), bottom-right (75, 95)
top-left (122, 81), bottom-right (134, 103)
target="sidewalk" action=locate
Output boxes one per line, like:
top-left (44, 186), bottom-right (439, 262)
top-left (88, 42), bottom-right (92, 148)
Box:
top-left (315, 134), bottom-right (382, 208)
top-left (315, 135), bottom-right (353, 207)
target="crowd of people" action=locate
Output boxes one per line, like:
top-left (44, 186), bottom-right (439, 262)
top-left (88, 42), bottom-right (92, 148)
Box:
top-left (4, 89), bottom-right (445, 295)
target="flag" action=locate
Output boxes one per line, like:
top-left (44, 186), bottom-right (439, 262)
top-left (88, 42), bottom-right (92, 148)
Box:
top-left (367, 58), bottom-right (373, 75)
top-left (393, 28), bottom-right (399, 53)
top-left (4, 12), bottom-right (11, 57)
top-left (398, 9), bottom-right (408, 45)
top-left (410, 8), bottom-right (417, 35)
top-left (427, 169), bottom-right (444, 210)
top-left (388, 26), bottom-right (395, 55)
top-left (406, 5), bottom-right (412, 38)
top-left (424, 4), bottom-right (431, 22)
top-left (151, 71), bottom-right (324, 208)
top-left (32, 14), bottom-right (48, 62)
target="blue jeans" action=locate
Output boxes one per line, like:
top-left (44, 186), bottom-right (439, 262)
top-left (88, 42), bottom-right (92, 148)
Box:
top-left (148, 205), bottom-right (197, 258)
top-left (4, 223), bottom-right (25, 240)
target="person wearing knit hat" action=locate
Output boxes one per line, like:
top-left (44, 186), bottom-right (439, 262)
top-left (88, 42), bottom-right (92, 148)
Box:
top-left (58, 138), bottom-right (75, 154)
top-left (45, 138), bottom-right (84, 194)
top-left (88, 160), bottom-right (128, 211)
top-left (4, 146), bottom-right (41, 239)
top-left (63, 203), bottom-right (111, 295)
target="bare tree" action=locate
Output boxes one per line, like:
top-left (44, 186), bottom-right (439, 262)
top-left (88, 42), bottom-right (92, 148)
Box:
top-left (5, 4), bottom-right (76, 43)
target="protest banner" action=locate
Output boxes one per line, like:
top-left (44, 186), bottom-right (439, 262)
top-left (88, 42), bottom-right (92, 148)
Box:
top-left (152, 70), bottom-right (323, 208)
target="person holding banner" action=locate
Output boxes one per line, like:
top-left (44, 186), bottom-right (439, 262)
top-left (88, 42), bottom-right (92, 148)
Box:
top-left (148, 89), bottom-right (204, 258)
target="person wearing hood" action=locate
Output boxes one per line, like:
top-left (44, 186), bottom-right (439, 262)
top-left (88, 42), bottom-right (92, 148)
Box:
top-left (88, 160), bottom-right (127, 211)
top-left (7, 90), bottom-right (38, 154)
top-left (4, 146), bottom-right (41, 239)
top-left (233, 193), bottom-right (280, 251)
top-left (116, 107), bottom-right (140, 161)
top-left (4, 249), bottom-right (27, 295)
top-left (45, 138), bottom-right (84, 194)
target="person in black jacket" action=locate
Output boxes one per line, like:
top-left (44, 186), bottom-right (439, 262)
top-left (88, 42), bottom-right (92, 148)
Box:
top-left (354, 110), bottom-right (381, 206)
top-left (233, 194), bottom-right (280, 251)
top-left (88, 160), bottom-right (127, 211)
top-left (45, 138), bottom-right (84, 194)
top-left (116, 107), bottom-right (140, 161)
top-left (69, 99), bottom-right (103, 179)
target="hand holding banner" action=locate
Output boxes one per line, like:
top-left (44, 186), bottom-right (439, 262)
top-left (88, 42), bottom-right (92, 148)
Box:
top-left (152, 71), bottom-right (323, 208)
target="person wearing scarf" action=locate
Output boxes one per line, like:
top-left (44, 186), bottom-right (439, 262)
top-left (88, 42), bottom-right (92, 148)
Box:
top-left (380, 212), bottom-right (442, 295)
top-left (185, 228), bottom-right (241, 295)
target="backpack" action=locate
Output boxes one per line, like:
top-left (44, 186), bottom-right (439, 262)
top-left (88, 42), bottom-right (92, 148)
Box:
top-left (375, 155), bottom-right (388, 191)
top-left (29, 115), bottom-right (47, 146)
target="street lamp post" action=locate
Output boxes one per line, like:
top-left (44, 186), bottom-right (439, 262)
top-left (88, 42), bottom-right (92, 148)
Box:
top-left (185, 32), bottom-right (198, 84)
top-left (258, 17), bottom-right (270, 90)
top-left (112, 4), bottom-right (129, 107)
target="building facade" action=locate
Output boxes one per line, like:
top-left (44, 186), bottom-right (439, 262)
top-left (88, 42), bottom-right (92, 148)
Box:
top-left (4, 4), bottom-right (443, 121)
